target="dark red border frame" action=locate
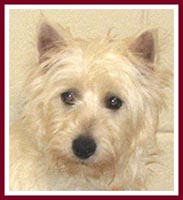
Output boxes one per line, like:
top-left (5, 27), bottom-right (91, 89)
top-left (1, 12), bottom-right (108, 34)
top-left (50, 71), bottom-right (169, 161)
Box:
top-left (1, 0), bottom-right (181, 199)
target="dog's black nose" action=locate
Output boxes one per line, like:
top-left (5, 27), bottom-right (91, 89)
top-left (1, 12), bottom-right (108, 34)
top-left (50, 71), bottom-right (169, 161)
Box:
top-left (72, 136), bottom-right (96, 159)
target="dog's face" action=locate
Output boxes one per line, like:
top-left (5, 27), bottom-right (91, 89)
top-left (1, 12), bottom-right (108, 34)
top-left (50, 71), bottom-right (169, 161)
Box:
top-left (43, 52), bottom-right (136, 167)
top-left (24, 23), bottom-right (168, 174)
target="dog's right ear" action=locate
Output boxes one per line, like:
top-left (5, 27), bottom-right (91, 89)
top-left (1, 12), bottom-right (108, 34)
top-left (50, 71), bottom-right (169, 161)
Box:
top-left (38, 23), bottom-right (66, 62)
top-left (128, 30), bottom-right (157, 64)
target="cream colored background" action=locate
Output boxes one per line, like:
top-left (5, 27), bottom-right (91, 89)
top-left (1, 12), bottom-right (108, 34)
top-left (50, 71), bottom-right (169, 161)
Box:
top-left (9, 9), bottom-right (175, 190)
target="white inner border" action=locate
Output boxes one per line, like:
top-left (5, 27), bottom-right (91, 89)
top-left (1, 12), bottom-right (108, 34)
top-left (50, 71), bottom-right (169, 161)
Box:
top-left (5, 4), bottom-right (179, 196)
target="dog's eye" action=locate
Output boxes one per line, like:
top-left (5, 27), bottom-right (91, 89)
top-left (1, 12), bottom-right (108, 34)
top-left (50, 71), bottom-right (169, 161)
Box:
top-left (61, 91), bottom-right (75, 105)
top-left (106, 96), bottom-right (123, 110)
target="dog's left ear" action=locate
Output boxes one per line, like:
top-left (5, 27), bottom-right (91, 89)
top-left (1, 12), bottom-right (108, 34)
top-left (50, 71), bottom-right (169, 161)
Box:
top-left (38, 22), bottom-right (66, 62)
top-left (128, 30), bottom-right (157, 63)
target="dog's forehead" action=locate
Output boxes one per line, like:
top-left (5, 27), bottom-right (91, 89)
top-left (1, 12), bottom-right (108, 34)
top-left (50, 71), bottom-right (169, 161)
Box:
top-left (46, 44), bottom-right (140, 95)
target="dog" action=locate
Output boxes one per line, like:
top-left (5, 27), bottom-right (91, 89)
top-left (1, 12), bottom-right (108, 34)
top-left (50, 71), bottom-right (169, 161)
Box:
top-left (9, 22), bottom-right (171, 191)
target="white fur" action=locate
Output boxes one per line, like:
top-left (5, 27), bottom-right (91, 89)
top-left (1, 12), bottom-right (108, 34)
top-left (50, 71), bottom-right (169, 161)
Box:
top-left (10, 25), bottom-right (171, 191)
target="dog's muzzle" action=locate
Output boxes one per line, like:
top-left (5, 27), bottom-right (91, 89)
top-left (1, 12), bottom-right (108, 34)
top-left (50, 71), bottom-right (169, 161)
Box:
top-left (72, 135), bottom-right (96, 159)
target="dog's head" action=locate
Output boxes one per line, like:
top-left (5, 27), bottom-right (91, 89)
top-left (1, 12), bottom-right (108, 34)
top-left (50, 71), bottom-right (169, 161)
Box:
top-left (24, 22), bottom-right (170, 174)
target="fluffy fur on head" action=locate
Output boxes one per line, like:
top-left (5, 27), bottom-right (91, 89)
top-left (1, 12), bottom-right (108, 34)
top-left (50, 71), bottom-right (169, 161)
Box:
top-left (10, 22), bottom-right (171, 191)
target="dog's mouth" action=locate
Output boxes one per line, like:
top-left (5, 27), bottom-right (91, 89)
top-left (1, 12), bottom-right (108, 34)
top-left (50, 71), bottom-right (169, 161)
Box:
top-left (73, 152), bottom-right (97, 166)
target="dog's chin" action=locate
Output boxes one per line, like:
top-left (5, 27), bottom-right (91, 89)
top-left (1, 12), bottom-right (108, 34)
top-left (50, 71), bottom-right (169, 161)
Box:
top-left (49, 148), bottom-right (116, 176)
top-left (72, 154), bottom-right (111, 166)
top-left (69, 155), bottom-right (115, 173)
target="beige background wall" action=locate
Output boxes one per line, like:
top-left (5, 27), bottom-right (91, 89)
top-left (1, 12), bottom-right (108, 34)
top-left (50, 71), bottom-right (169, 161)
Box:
top-left (9, 8), bottom-right (175, 191)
